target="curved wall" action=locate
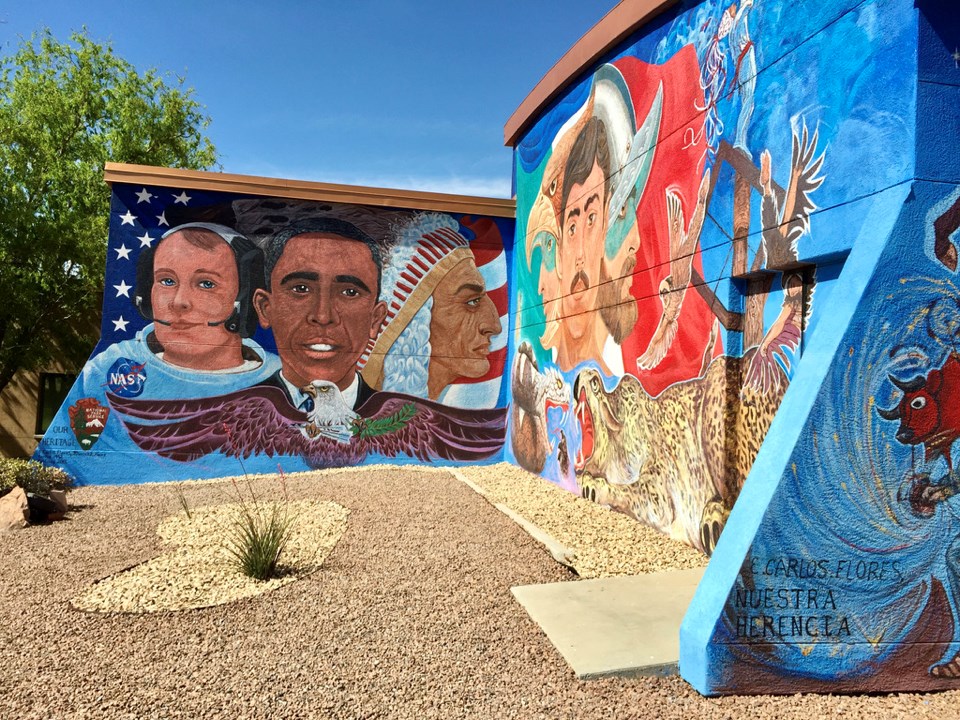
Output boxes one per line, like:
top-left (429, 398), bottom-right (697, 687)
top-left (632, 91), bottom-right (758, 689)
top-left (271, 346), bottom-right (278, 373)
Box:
top-left (505, 0), bottom-right (960, 694)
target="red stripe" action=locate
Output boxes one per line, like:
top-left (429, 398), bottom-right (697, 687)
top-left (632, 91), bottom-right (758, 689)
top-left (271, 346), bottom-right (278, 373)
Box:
top-left (419, 242), bottom-right (441, 262)
top-left (437, 228), bottom-right (464, 249)
top-left (400, 270), bottom-right (421, 286)
top-left (485, 284), bottom-right (509, 316)
top-left (411, 256), bottom-right (431, 274)
top-left (470, 245), bottom-right (504, 268)
top-left (453, 346), bottom-right (507, 385)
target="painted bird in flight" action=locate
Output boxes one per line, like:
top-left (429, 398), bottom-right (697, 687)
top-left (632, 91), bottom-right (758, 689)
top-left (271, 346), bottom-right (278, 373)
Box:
top-left (637, 168), bottom-right (712, 371)
top-left (107, 383), bottom-right (507, 468)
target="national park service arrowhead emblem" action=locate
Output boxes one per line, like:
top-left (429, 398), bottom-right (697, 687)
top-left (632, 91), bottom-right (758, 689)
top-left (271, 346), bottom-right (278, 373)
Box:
top-left (68, 397), bottom-right (110, 451)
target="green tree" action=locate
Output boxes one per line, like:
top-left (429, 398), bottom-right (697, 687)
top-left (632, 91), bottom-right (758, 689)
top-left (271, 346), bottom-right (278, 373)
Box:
top-left (0, 29), bottom-right (217, 393)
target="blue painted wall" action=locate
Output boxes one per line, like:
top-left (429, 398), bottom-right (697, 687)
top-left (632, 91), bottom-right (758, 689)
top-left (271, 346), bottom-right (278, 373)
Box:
top-left (679, 0), bottom-right (960, 695)
top-left (508, 0), bottom-right (918, 560)
top-left (35, 186), bottom-right (514, 484)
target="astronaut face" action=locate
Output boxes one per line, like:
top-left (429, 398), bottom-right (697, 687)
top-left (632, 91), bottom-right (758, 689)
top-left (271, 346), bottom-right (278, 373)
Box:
top-left (151, 230), bottom-right (241, 370)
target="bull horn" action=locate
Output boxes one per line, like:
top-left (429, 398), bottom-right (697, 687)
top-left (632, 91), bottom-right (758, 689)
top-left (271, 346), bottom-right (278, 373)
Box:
top-left (888, 374), bottom-right (925, 393)
top-left (876, 405), bottom-right (901, 421)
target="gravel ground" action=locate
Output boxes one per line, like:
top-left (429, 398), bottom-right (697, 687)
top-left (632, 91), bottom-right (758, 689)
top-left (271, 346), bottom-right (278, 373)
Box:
top-left (457, 464), bottom-right (707, 578)
top-left (73, 500), bottom-right (349, 613)
top-left (2, 463), bottom-right (958, 719)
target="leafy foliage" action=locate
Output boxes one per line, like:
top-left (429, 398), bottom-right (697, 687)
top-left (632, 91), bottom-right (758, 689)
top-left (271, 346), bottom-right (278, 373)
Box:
top-left (0, 29), bottom-right (217, 392)
top-left (351, 403), bottom-right (416, 438)
top-left (0, 458), bottom-right (74, 497)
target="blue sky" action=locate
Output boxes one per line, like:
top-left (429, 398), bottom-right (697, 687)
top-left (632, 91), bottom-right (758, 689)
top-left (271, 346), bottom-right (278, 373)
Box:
top-left (2, 1), bottom-right (617, 197)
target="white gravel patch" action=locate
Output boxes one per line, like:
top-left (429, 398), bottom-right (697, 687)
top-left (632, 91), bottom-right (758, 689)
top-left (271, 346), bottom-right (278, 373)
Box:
top-left (72, 500), bottom-right (348, 613)
top-left (457, 463), bottom-right (708, 577)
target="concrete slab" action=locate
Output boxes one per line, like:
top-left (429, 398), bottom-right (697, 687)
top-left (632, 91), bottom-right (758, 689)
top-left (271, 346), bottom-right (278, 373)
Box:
top-left (512, 567), bottom-right (706, 679)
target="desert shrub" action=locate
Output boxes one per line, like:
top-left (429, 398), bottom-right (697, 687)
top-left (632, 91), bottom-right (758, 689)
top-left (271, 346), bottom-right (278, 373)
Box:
top-left (225, 499), bottom-right (294, 581)
top-left (0, 459), bottom-right (75, 497)
top-left (0, 469), bottom-right (16, 497)
top-left (220, 424), bottom-right (294, 581)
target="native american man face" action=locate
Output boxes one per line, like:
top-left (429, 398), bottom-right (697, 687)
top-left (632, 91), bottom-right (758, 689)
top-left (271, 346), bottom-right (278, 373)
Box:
top-left (427, 257), bottom-right (502, 399)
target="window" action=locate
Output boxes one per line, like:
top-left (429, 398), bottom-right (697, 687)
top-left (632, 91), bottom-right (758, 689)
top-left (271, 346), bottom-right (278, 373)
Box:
top-left (36, 373), bottom-right (76, 435)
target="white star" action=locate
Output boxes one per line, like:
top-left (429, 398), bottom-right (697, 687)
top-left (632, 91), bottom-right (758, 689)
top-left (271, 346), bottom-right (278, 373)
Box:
top-left (119, 211), bottom-right (136, 226)
top-left (172, 191), bottom-right (192, 205)
top-left (954, 48), bottom-right (960, 68)
top-left (135, 188), bottom-right (154, 204)
top-left (112, 316), bottom-right (129, 332)
top-left (113, 280), bottom-right (132, 298)
top-left (156, 212), bottom-right (169, 227)
top-left (138, 232), bottom-right (154, 248)
top-left (114, 244), bottom-right (132, 260)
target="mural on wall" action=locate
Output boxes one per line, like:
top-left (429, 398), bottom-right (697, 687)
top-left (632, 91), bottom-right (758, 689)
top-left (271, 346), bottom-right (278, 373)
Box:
top-left (702, 183), bottom-right (960, 693)
top-left (509, 0), bottom-right (832, 554)
top-left (35, 189), bottom-right (513, 484)
top-left (668, 0), bottom-right (960, 695)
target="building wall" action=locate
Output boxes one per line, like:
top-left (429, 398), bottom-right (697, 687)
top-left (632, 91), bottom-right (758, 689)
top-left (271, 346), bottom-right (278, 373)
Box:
top-left (0, 343), bottom-right (91, 459)
top-left (34, 181), bottom-right (514, 484)
top-left (508, 0), bottom-right (914, 557)
top-left (0, 368), bottom-right (47, 458)
top-left (671, 0), bottom-right (960, 696)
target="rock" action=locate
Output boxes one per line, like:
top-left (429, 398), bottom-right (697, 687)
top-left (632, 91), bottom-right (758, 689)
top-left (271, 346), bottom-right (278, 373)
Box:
top-left (0, 487), bottom-right (29, 531)
top-left (48, 489), bottom-right (68, 514)
top-left (26, 493), bottom-right (59, 523)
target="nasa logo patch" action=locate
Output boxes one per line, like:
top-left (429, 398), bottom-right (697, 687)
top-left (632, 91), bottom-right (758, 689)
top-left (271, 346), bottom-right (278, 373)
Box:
top-left (105, 357), bottom-right (147, 397)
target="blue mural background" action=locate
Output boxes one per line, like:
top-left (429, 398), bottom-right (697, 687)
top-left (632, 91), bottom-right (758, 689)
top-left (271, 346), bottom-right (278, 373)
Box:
top-left (508, 0), bottom-right (917, 555)
top-left (680, 0), bottom-right (960, 692)
top-left (35, 183), bottom-right (515, 484)
top-left (686, 181), bottom-right (960, 693)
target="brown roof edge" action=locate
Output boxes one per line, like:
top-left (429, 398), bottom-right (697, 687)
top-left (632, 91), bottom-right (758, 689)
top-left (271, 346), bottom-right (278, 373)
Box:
top-left (103, 162), bottom-right (516, 219)
top-left (503, 0), bottom-right (679, 147)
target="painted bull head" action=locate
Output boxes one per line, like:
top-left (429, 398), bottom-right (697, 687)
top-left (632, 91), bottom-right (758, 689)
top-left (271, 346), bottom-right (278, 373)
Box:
top-left (878, 353), bottom-right (960, 468)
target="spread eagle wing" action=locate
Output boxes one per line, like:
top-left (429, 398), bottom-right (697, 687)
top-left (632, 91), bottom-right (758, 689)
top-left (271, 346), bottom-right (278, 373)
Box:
top-left (354, 392), bottom-right (507, 462)
top-left (637, 278), bottom-right (683, 372)
top-left (760, 124), bottom-right (824, 267)
top-left (670, 168), bottom-right (711, 292)
top-left (109, 387), bottom-right (506, 467)
top-left (742, 319), bottom-right (800, 395)
top-left (779, 124), bottom-right (824, 249)
top-left (107, 386), bottom-right (352, 466)
top-left (743, 273), bottom-right (805, 394)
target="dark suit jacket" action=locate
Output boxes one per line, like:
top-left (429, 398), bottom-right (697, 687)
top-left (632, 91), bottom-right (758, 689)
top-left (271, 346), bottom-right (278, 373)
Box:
top-left (259, 370), bottom-right (375, 410)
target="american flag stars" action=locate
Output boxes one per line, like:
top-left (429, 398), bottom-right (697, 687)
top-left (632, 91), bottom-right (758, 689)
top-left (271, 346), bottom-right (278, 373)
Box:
top-left (115, 244), bottom-right (132, 260)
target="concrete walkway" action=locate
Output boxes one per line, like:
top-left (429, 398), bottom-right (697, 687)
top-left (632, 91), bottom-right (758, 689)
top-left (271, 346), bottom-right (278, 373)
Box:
top-left (511, 567), bottom-right (705, 679)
